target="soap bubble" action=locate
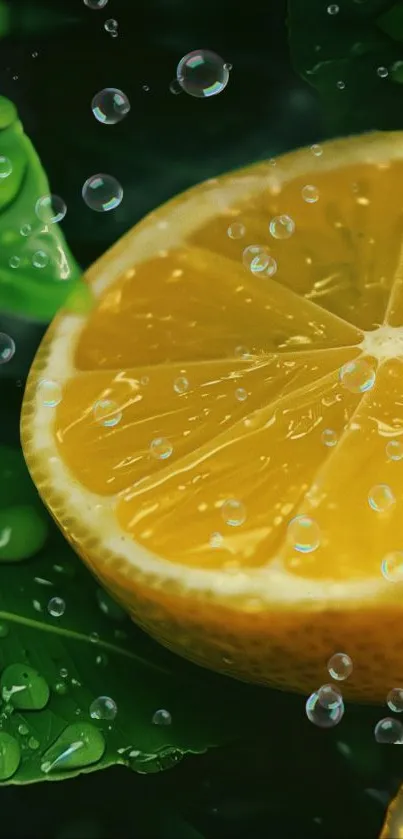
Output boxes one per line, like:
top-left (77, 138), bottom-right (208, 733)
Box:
top-left (35, 194), bottom-right (67, 224)
top-left (91, 88), bottom-right (130, 124)
top-left (287, 515), bottom-right (320, 553)
top-left (0, 334), bottom-right (15, 364)
top-left (82, 174), bottom-right (123, 212)
top-left (327, 652), bottom-right (353, 681)
top-left (269, 215), bottom-right (295, 239)
top-left (104, 18), bottom-right (118, 36)
top-left (306, 690), bottom-right (344, 728)
top-left (176, 50), bottom-right (230, 98)
top-left (242, 245), bottom-right (277, 277)
top-left (374, 717), bottom-right (403, 744)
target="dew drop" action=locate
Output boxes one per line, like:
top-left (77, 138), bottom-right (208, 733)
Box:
top-left (91, 88), bottom-right (130, 124)
top-left (173, 376), bottom-right (189, 394)
top-left (302, 184), bottom-right (319, 203)
top-left (37, 379), bottom-right (62, 407)
top-left (28, 736), bottom-right (39, 750)
top-left (0, 664), bottom-right (49, 710)
top-left (0, 156), bottom-right (12, 178)
top-left (176, 49), bottom-right (229, 98)
top-left (235, 387), bottom-right (248, 402)
top-left (152, 709), bottom-right (172, 726)
top-left (242, 245), bottom-right (277, 276)
top-left (321, 428), bottom-right (338, 447)
top-left (221, 498), bottom-right (246, 527)
top-left (82, 174), bottom-right (123, 212)
top-left (381, 551), bottom-right (403, 582)
top-left (374, 717), bottom-right (403, 744)
top-left (368, 484), bottom-right (395, 512)
top-left (35, 194), bottom-right (67, 224)
top-left (227, 222), bottom-right (246, 240)
top-left (41, 722), bottom-right (106, 773)
top-left (89, 696), bottom-right (117, 721)
top-left (339, 359), bottom-right (376, 393)
top-left (287, 515), bottom-right (320, 553)
top-left (386, 440), bottom-right (403, 461)
top-left (269, 214), bottom-right (295, 239)
top-left (0, 732), bottom-right (20, 780)
top-left (317, 683), bottom-right (343, 710)
top-left (327, 652), bottom-right (353, 681)
top-left (32, 250), bottom-right (49, 269)
top-left (18, 723), bottom-right (29, 736)
top-left (54, 682), bottom-right (68, 695)
top-left (93, 399), bottom-right (122, 427)
top-left (9, 256), bottom-right (20, 269)
top-left (306, 691), bottom-right (344, 728)
top-left (47, 596), bottom-right (66, 618)
top-left (387, 687), bottom-right (403, 712)
top-left (0, 333), bottom-right (15, 364)
top-left (150, 437), bottom-right (173, 460)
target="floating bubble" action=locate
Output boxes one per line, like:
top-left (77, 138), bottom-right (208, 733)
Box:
top-left (287, 515), bottom-right (320, 553)
top-left (227, 223), bottom-right (246, 240)
top-left (381, 551), bottom-right (403, 582)
top-left (169, 79), bottom-right (183, 95)
top-left (269, 215), bottom-right (295, 239)
top-left (377, 66), bottom-right (389, 78)
top-left (317, 683), bottom-right (343, 710)
top-left (91, 88), bottom-right (130, 125)
top-left (311, 144), bottom-right (323, 157)
top-left (306, 690), bottom-right (344, 728)
top-left (235, 387), bottom-right (248, 402)
top-left (104, 18), bottom-right (118, 35)
top-left (302, 185), bottom-right (319, 203)
top-left (0, 334), bottom-right (15, 364)
top-left (221, 498), bottom-right (246, 527)
top-left (90, 632), bottom-right (100, 644)
top-left (368, 484), bottom-right (395, 513)
top-left (210, 532), bottom-right (223, 548)
top-left (374, 717), bottom-right (403, 744)
top-left (327, 3), bottom-right (339, 12)
top-left (173, 376), bottom-right (189, 394)
top-left (35, 194), bottom-right (67, 224)
top-left (47, 597), bottom-right (66, 618)
top-left (82, 174), bottom-right (123, 212)
top-left (32, 250), bottom-right (49, 269)
top-left (386, 440), bottom-right (403, 461)
top-left (336, 80), bottom-right (346, 89)
top-left (327, 652), bottom-right (353, 681)
top-left (387, 688), bottom-right (403, 712)
top-left (9, 256), bottom-right (20, 269)
top-left (84, 0), bottom-right (109, 7)
top-left (321, 428), bottom-right (338, 447)
top-left (176, 49), bottom-right (229, 98)
top-left (339, 359), bottom-right (376, 393)
top-left (152, 709), bottom-right (172, 726)
top-left (0, 156), bottom-right (12, 179)
top-left (242, 245), bottom-right (277, 276)
top-left (20, 224), bottom-right (31, 237)
top-left (150, 437), bottom-right (173, 460)
top-left (93, 399), bottom-right (122, 427)
top-left (38, 379), bottom-right (62, 407)
top-left (90, 696), bottom-right (117, 721)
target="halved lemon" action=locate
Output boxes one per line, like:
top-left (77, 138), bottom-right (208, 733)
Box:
top-left (21, 132), bottom-right (403, 702)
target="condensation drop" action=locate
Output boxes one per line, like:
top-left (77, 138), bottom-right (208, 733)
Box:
top-left (287, 515), bottom-right (320, 553)
top-left (82, 174), bottom-right (123, 212)
top-left (176, 49), bottom-right (229, 98)
top-left (91, 88), bottom-right (130, 124)
top-left (327, 652), bottom-right (353, 681)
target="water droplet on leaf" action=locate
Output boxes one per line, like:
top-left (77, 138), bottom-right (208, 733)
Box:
top-left (1, 664), bottom-right (49, 710)
top-left (41, 723), bottom-right (105, 773)
top-left (89, 696), bottom-right (117, 721)
top-left (0, 732), bottom-right (20, 780)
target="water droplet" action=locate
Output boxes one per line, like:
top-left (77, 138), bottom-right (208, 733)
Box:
top-left (35, 194), bottom-right (67, 224)
top-left (381, 551), bottom-right (403, 582)
top-left (321, 428), bottom-right (338, 447)
top-left (339, 359), bottom-right (376, 393)
top-left (28, 736), bottom-right (39, 750)
top-left (242, 245), bottom-right (277, 276)
top-left (152, 709), bottom-right (172, 726)
top-left (96, 653), bottom-right (108, 666)
top-left (93, 399), bottom-right (122, 427)
top-left (327, 3), bottom-right (339, 12)
top-left (90, 632), bottom-right (100, 644)
top-left (142, 84), bottom-right (150, 92)
top-left (176, 49), bottom-right (229, 98)
top-left (386, 440), bottom-right (403, 461)
top-left (96, 588), bottom-right (126, 621)
top-left (91, 88), bottom-right (130, 124)
top-left (0, 333), bottom-right (15, 364)
top-left (0, 156), bottom-right (12, 179)
top-left (20, 224), bottom-right (31, 236)
top-left (84, 0), bottom-right (109, 7)
top-left (302, 185), bottom-right (319, 203)
top-left (306, 691), bottom-right (344, 728)
top-left (31, 51), bottom-right (38, 58)
top-left (32, 250), bottom-right (49, 269)
top-left (37, 379), bottom-right (62, 407)
top-left (387, 687), bottom-right (403, 712)
top-left (269, 214), bottom-right (295, 239)
top-left (41, 722), bottom-right (105, 773)
top-left (311, 144), bottom-right (323, 157)
top-left (0, 623), bottom-right (9, 638)
top-left (82, 174), bottom-right (123, 212)
top-left (54, 682), bottom-right (68, 695)
top-left (0, 732), bottom-right (20, 780)
top-left (89, 696), bottom-right (117, 721)
top-left (235, 387), bottom-right (248, 402)
top-left (129, 748), bottom-right (183, 773)
top-left (368, 484), bottom-right (395, 513)
top-left (60, 668), bottom-right (68, 679)
top-left (150, 437), bottom-right (173, 460)
top-left (227, 223), bottom-right (246, 240)
top-left (287, 515), bottom-right (320, 553)
top-left (0, 664), bottom-right (49, 710)
top-left (210, 532), bottom-right (223, 548)
top-left (374, 717), bottom-right (403, 744)
top-left (9, 256), bottom-right (20, 269)
top-left (173, 376), bottom-right (189, 394)
top-left (47, 597), bottom-right (66, 618)
top-left (336, 80), bottom-right (346, 90)
top-left (221, 498), bottom-right (246, 527)
top-left (317, 684), bottom-right (343, 710)
top-left (327, 652), bottom-right (353, 681)
top-left (377, 66), bottom-right (389, 78)
top-left (18, 723), bottom-right (29, 736)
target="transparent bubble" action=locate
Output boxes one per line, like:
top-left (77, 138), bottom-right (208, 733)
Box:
top-left (287, 515), bottom-right (320, 553)
top-left (90, 696), bottom-right (117, 721)
top-left (104, 18), bottom-right (118, 35)
top-left (317, 683), bottom-right (343, 710)
top-left (0, 334), bottom-right (15, 364)
top-left (37, 380), bottom-right (63, 410)
top-left (327, 652), bottom-right (353, 681)
top-left (82, 174), bottom-right (123, 212)
top-left (91, 88), bottom-right (130, 125)
top-left (152, 709), bottom-right (172, 725)
top-left (150, 437), bottom-right (173, 460)
top-left (306, 691), bottom-right (344, 728)
top-left (47, 597), bottom-right (65, 618)
top-left (374, 717), bottom-right (403, 744)
top-left (9, 256), bottom-right (20, 269)
top-left (242, 245), bottom-right (277, 277)
top-left (336, 80), bottom-right (346, 90)
top-left (387, 688), bottom-right (403, 713)
top-left (176, 49), bottom-right (229, 98)
top-left (20, 224), bottom-right (31, 237)
top-left (169, 79), bottom-right (183, 95)
top-left (327, 3), bottom-right (339, 12)
top-left (339, 359), bottom-right (376, 393)
top-left (32, 250), bottom-right (49, 269)
top-left (269, 215), bottom-right (295, 239)
top-left (0, 156), bottom-right (12, 179)
top-left (368, 484), bottom-right (395, 513)
top-left (381, 551), bottom-right (403, 582)
top-left (84, 0), bottom-right (109, 7)
top-left (93, 399), bottom-right (122, 427)
top-left (302, 185), bottom-right (320, 203)
top-left (210, 532), bottom-right (223, 548)
top-left (311, 144), bottom-right (323, 157)
top-left (227, 223), bottom-right (246, 240)
top-left (173, 376), bottom-right (189, 394)
top-left (386, 439), bottom-right (403, 461)
top-left (321, 428), bottom-right (338, 447)
top-left (377, 66), bottom-right (389, 78)
top-left (35, 194), bottom-right (67, 224)
top-left (235, 387), bottom-right (248, 402)
top-left (221, 498), bottom-right (246, 527)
